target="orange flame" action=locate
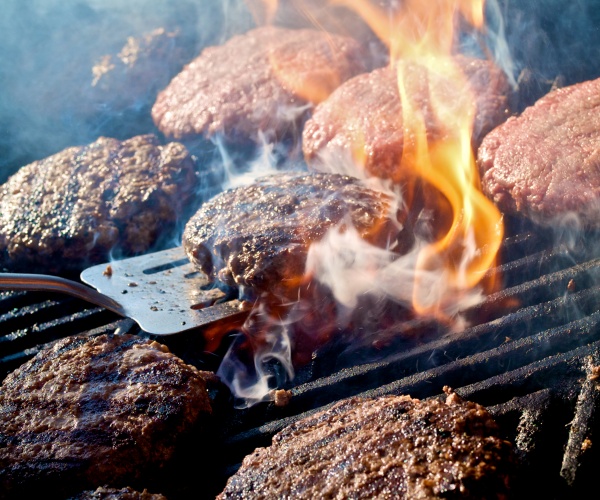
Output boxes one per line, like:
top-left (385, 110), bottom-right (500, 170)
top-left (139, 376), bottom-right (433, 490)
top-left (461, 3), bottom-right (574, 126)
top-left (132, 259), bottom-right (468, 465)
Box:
top-left (244, 0), bottom-right (279, 25)
top-left (332, 0), bottom-right (503, 319)
top-left (247, 1), bottom-right (357, 104)
top-left (268, 40), bottom-right (348, 105)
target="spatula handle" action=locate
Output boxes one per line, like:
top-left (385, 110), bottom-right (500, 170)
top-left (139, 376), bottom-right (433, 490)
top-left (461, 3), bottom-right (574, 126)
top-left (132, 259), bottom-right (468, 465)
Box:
top-left (0, 273), bottom-right (125, 316)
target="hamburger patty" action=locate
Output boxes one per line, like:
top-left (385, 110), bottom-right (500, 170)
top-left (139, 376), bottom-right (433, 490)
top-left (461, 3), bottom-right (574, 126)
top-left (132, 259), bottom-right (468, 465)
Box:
top-left (303, 56), bottom-right (511, 181)
top-left (85, 27), bottom-right (191, 138)
top-left (477, 77), bottom-right (600, 227)
top-left (91, 28), bottom-right (190, 109)
top-left (182, 172), bottom-right (406, 299)
top-left (0, 134), bottom-right (199, 274)
top-left (0, 333), bottom-right (212, 499)
top-left (151, 26), bottom-right (367, 144)
top-left (218, 390), bottom-right (515, 499)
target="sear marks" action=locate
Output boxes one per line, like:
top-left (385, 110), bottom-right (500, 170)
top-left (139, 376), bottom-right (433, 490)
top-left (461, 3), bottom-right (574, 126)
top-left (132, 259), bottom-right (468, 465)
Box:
top-left (303, 56), bottom-right (512, 182)
top-left (477, 76), bottom-right (600, 228)
top-left (152, 26), bottom-right (368, 145)
top-left (0, 134), bottom-right (199, 274)
top-left (182, 172), bottom-right (406, 300)
top-left (218, 390), bottom-right (515, 499)
top-left (0, 333), bottom-right (212, 499)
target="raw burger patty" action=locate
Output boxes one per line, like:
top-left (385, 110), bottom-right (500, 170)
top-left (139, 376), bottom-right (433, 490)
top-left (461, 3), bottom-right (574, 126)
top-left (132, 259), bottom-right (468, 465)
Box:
top-left (218, 390), bottom-right (515, 499)
top-left (303, 56), bottom-right (511, 181)
top-left (152, 26), bottom-right (367, 144)
top-left (478, 77), bottom-right (600, 227)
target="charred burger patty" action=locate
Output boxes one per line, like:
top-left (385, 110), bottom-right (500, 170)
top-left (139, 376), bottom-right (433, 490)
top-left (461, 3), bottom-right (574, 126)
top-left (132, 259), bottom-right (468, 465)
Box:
top-left (0, 134), bottom-right (199, 274)
top-left (68, 486), bottom-right (167, 500)
top-left (219, 390), bottom-right (515, 499)
top-left (0, 333), bottom-right (212, 498)
top-left (182, 172), bottom-right (405, 299)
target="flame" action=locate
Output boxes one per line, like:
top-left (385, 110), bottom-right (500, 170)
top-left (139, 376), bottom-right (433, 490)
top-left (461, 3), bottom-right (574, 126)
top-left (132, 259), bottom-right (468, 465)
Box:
top-left (204, 0), bottom-right (508, 405)
top-left (268, 42), bottom-right (347, 105)
top-left (325, 0), bottom-right (503, 320)
top-left (244, 0), bottom-right (279, 25)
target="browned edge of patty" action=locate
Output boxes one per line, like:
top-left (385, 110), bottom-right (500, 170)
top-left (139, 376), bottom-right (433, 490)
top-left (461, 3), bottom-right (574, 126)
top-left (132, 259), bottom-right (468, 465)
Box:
top-left (68, 485), bottom-right (168, 500)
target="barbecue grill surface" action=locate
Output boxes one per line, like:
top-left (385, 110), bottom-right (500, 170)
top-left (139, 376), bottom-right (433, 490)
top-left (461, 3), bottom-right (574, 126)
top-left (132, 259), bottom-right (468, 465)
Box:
top-left (1, 217), bottom-right (599, 499)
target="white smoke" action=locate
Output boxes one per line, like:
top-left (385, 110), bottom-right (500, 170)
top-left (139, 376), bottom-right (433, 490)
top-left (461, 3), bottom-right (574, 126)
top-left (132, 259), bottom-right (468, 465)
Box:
top-left (217, 304), bottom-right (295, 408)
top-left (306, 214), bottom-right (485, 329)
top-left (0, 0), bottom-right (254, 182)
top-left (217, 130), bottom-right (307, 191)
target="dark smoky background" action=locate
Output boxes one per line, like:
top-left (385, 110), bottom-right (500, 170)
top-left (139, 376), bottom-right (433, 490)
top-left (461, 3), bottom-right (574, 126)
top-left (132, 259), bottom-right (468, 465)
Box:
top-left (1, 0), bottom-right (600, 183)
top-left (496, 0), bottom-right (600, 111)
top-left (0, 0), bottom-right (255, 183)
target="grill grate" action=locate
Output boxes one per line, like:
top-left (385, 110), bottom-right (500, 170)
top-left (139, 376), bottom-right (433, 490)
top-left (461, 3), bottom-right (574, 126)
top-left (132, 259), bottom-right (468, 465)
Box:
top-left (1, 223), bottom-right (599, 499)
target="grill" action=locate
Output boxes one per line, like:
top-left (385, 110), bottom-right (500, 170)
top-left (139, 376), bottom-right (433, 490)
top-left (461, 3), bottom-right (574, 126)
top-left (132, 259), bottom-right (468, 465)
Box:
top-left (2, 1), bottom-right (600, 498)
top-left (1, 217), bottom-right (599, 499)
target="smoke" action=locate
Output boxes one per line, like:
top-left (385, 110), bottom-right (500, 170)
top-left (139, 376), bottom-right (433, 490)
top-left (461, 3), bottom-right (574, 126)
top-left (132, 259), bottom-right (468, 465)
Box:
top-left (218, 118), bottom-right (309, 188)
top-left (0, 0), bottom-right (255, 183)
top-left (496, 0), bottom-right (600, 111)
top-left (480, 0), bottom-right (517, 88)
top-left (306, 201), bottom-right (486, 326)
top-left (3, 0), bottom-right (598, 182)
top-left (4, 0), bottom-right (600, 406)
top-left (217, 319), bottom-right (295, 408)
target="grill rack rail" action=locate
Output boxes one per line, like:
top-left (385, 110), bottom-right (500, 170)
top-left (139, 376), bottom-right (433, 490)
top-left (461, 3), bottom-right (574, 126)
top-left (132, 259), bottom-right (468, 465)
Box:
top-left (1, 225), bottom-right (600, 499)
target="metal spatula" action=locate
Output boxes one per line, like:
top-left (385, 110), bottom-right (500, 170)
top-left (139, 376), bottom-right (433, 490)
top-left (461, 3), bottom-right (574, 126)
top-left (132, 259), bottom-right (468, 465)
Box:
top-left (0, 247), bottom-right (250, 335)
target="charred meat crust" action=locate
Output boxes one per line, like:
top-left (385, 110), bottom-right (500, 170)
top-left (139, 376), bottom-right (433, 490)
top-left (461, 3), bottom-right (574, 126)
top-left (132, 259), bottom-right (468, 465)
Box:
top-left (0, 333), bottom-right (212, 499)
top-left (218, 392), bottom-right (515, 499)
top-left (152, 26), bottom-right (368, 144)
top-left (182, 172), bottom-right (406, 299)
top-left (0, 134), bottom-right (199, 274)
